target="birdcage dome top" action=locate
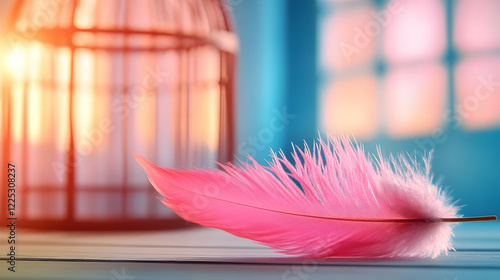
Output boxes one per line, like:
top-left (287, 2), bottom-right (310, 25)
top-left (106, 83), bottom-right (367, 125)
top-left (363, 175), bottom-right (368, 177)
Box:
top-left (7, 0), bottom-right (238, 53)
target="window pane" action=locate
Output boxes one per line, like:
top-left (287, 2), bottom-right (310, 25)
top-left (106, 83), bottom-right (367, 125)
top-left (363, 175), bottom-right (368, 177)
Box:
top-left (385, 63), bottom-right (447, 137)
top-left (321, 75), bottom-right (377, 138)
top-left (321, 4), bottom-right (376, 70)
top-left (383, 0), bottom-right (446, 63)
top-left (455, 56), bottom-right (500, 129)
top-left (454, 0), bottom-right (500, 53)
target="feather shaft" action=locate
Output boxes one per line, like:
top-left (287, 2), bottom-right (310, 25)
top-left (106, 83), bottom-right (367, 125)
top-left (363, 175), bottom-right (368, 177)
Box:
top-left (440, 216), bottom-right (497, 223)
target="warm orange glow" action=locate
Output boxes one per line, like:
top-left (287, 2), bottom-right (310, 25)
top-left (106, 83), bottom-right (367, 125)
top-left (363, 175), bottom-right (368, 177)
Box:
top-left (54, 47), bottom-right (71, 151)
top-left (385, 63), bottom-right (447, 137)
top-left (27, 42), bottom-right (43, 81)
top-left (73, 32), bottom-right (96, 47)
top-left (190, 48), bottom-right (222, 153)
top-left (321, 5), bottom-right (376, 69)
top-left (74, 0), bottom-right (96, 28)
top-left (192, 85), bottom-right (221, 152)
top-left (27, 85), bottom-right (44, 143)
top-left (5, 43), bottom-right (47, 144)
top-left (11, 84), bottom-right (24, 142)
top-left (136, 92), bottom-right (157, 148)
top-left (74, 49), bottom-right (96, 146)
top-left (0, 0), bottom-right (235, 227)
top-left (4, 48), bottom-right (26, 79)
top-left (322, 76), bottom-right (378, 139)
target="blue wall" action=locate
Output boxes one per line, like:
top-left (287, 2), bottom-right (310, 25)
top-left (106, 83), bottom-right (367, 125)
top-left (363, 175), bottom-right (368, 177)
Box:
top-left (232, 0), bottom-right (287, 163)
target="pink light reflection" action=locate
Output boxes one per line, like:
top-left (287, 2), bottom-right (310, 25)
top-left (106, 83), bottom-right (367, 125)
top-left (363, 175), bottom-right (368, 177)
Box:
top-left (454, 0), bottom-right (500, 52)
top-left (383, 0), bottom-right (446, 63)
top-left (455, 56), bottom-right (500, 129)
top-left (321, 5), bottom-right (376, 70)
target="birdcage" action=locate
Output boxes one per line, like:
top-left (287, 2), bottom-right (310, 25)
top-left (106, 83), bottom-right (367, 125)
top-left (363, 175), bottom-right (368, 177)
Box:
top-left (0, 0), bottom-right (237, 230)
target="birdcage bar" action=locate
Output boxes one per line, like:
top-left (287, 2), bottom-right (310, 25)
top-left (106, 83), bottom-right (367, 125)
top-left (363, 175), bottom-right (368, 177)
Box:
top-left (1, 0), bottom-right (236, 230)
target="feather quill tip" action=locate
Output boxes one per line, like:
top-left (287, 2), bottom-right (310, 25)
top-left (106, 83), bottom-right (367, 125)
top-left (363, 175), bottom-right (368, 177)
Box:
top-left (134, 137), bottom-right (496, 259)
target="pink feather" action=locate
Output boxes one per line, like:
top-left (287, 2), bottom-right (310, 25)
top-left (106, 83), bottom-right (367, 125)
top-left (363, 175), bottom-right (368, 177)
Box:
top-left (134, 136), bottom-right (460, 258)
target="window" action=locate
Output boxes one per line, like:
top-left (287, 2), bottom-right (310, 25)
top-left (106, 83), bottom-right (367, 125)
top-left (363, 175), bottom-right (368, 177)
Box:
top-left (319, 0), bottom-right (500, 139)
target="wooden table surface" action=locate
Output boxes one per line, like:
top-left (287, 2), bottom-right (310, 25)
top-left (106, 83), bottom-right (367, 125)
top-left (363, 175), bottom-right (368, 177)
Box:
top-left (1, 222), bottom-right (499, 279)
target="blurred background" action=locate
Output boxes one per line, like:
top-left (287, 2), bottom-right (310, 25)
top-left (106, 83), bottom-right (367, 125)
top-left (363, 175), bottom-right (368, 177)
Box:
top-left (233, 0), bottom-right (500, 218)
top-left (0, 0), bottom-right (499, 230)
